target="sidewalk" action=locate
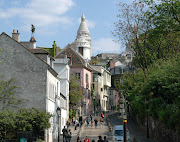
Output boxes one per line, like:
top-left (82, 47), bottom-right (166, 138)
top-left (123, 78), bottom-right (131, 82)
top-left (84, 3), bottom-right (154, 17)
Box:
top-left (106, 111), bottom-right (159, 142)
top-left (127, 117), bottom-right (158, 142)
top-left (54, 116), bottom-right (86, 142)
top-left (79, 116), bottom-right (113, 141)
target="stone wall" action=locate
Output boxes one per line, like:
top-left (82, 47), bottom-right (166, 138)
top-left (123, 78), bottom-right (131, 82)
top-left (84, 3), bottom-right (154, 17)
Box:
top-left (0, 33), bottom-right (47, 111)
top-left (133, 114), bottom-right (180, 142)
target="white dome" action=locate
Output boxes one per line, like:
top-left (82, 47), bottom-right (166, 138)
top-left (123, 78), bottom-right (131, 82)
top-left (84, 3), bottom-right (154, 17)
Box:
top-left (77, 13), bottom-right (89, 35)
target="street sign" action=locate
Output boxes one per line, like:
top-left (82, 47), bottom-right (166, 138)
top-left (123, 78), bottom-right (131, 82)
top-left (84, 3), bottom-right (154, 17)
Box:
top-left (20, 138), bottom-right (27, 142)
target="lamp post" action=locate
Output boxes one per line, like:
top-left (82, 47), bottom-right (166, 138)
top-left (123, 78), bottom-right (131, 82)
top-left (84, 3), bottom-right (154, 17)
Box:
top-left (145, 99), bottom-right (149, 138)
top-left (56, 107), bottom-right (61, 142)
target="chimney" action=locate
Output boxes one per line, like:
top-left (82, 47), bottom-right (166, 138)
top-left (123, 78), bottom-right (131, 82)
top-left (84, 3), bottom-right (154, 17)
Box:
top-left (30, 36), bottom-right (36, 49)
top-left (12, 30), bottom-right (20, 42)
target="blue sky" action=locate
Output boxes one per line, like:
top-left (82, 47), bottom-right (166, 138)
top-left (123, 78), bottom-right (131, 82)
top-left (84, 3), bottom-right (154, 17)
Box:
top-left (0, 0), bottom-right (132, 56)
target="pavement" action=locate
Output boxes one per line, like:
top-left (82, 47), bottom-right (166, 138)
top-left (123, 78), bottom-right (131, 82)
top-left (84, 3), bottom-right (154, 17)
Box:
top-left (79, 116), bottom-right (113, 141)
top-left (106, 111), bottom-right (159, 142)
top-left (54, 111), bottom-right (160, 142)
top-left (127, 117), bottom-right (158, 142)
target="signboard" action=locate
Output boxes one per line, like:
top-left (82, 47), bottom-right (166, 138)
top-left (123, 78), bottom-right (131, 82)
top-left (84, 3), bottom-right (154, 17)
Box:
top-left (20, 138), bottom-right (27, 142)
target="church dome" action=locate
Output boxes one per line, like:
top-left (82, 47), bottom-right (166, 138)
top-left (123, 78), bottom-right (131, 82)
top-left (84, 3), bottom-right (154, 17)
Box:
top-left (77, 13), bottom-right (90, 35)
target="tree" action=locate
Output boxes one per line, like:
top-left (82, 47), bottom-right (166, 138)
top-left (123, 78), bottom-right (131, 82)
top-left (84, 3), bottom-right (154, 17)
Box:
top-left (0, 108), bottom-right (52, 140)
top-left (69, 73), bottom-right (84, 118)
top-left (113, 0), bottom-right (180, 134)
top-left (113, 0), bottom-right (180, 77)
top-left (0, 76), bottom-right (25, 110)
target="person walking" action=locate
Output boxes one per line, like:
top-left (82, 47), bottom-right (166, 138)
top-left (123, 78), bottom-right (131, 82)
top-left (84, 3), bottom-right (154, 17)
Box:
top-left (75, 118), bottom-right (79, 130)
top-left (101, 112), bottom-right (104, 118)
top-left (94, 117), bottom-right (98, 128)
top-left (86, 116), bottom-right (90, 127)
top-left (100, 117), bottom-right (103, 128)
top-left (103, 136), bottom-right (108, 142)
top-left (66, 119), bottom-right (70, 130)
top-left (79, 115), bottom-right (83, 127)
top-left (77, 136), bottom-right (82, 142)
top-left (90, 114), bottom-right (93, 127)
top-left (84, 136), bottom-right (90, 142)
top-left (97, 136), bottom-right (103, 142)
top-left (72, 117), bottom-right (74, 126)
top-left (62, 126), bottom-right (68, 142)
top-left (67, 129), bottom-right (72, 142)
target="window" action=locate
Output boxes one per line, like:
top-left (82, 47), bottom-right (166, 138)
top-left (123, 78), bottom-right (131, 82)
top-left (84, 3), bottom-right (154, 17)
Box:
top-left (110, 90), bottom-right (113, 95)
top-left (86, 74), bottom-right (88, 83)
top-left (75, 72), bottom-right (81, 80)
top-left (79, 47), bottom-right (83, 56)
top-left (49, 83), bottom-right (55, 100)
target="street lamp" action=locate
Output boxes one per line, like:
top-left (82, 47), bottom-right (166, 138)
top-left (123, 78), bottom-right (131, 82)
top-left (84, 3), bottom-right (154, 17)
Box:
top-left (56, 107), bottom-right (61, 142)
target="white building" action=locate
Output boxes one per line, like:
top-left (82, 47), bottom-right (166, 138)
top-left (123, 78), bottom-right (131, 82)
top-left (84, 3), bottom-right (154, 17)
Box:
top-left (91, 65), bottom-right (111, 111)
top-left (0, 31), bottom-right (62, 142)
top-left (72, 13), bottom-right (92, 61)
top-left (54, 54), bottom-right (70, 134)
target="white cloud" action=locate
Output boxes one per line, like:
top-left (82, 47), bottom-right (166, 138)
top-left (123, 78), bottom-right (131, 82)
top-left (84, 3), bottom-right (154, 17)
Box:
top-left (78, 18), bottom-right (96, 29)
top-left (0, 0), bottom-right (74, 27)
top-left (92, 38), bottom-right (122, 56)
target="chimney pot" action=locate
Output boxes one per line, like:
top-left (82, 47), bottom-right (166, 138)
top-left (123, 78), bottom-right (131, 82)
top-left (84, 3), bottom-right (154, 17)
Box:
top-left (12, 30), bottom-right (20, 42)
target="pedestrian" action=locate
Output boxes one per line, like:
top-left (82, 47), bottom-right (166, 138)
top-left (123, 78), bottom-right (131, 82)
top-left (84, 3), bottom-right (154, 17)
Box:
top-left (72, 117), bottom-right (74, 126)
top-left (100, 117), bottom-right (103, 128)
top-left (75, 118), bottom-right (79, 130)
top-left (79, 115), bottom-right (83, 127)
top-left (94, 117), bottom-right (98, 128)
top-left (66, 119), bottom-right (70, 130)
top-left (90, 114), bottom-right (93, 127)
top-left (101, 112), bottom-right (104, 118)
top-left (62, 126), bottom-right (68, 142)
top-left (84, 136), bottom-right (90, 142)
top-left (103, 136), bottom-right (108, 142)
top-left (97, 136), bottom-right (103, 142)
top-left (77, 136), bottom-right (82, 142)
top-left (86, 116), bottom-right (90, 127)
top-left (67, 129), bottom-right (72, 142)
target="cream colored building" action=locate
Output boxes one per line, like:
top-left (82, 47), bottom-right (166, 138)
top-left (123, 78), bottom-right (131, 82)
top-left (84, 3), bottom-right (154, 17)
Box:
top-left (91, 65), bottom-right (111, 112)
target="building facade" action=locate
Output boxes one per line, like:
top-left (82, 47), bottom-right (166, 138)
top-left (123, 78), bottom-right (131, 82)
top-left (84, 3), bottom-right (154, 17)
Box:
top-left (56, 44), bottom-right (92, 116)
top-left (0, 31), bottom-right (62, 142)
top-left (53, 54), bottom-right (70, 134)
top-left (91, 65), bottom-right (111, 111)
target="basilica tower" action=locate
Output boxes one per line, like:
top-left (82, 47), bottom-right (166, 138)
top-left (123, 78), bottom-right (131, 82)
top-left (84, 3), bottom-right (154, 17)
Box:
top-left (74, 13), bottom-right (92, 61)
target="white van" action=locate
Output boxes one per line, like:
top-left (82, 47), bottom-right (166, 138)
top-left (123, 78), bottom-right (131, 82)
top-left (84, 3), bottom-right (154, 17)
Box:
top-left (113, 125), bottom-right (130, 142)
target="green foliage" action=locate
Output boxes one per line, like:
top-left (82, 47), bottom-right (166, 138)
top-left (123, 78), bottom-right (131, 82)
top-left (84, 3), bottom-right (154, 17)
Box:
top-left (69, 73), bottom-right (84, 117)
top-left (69, 109), bottom-right (76, 119)
top-left (120, 57), bottom-right (180, 132)
top-left (0, 109), bottom-right (16, 139)
top-left (91, 85), bottom-right (94, 97)
top-left (89, 57), bottom-right (100, 65)
top-left (0, 76), bottom-right (25, 110)
top-left (0, 108), bottom-right (52, 139)
top-left (42, 41), bottom-right (62, 57)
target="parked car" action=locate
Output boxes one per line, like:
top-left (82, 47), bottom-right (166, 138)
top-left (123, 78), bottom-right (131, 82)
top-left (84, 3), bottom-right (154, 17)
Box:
top-left (113, 125), bottom-right (130, 142)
